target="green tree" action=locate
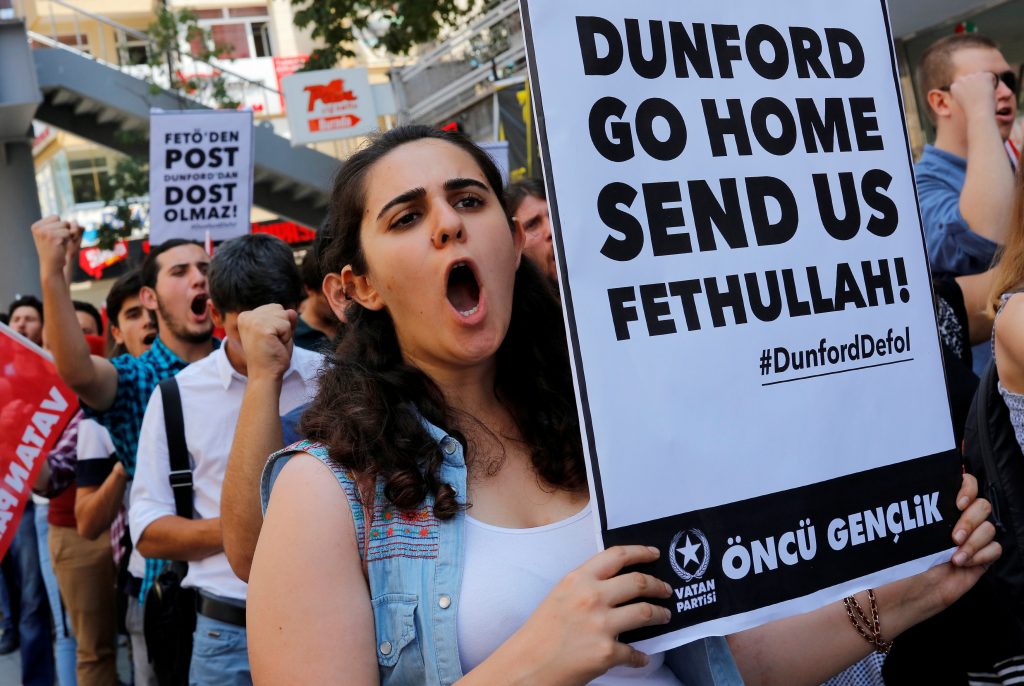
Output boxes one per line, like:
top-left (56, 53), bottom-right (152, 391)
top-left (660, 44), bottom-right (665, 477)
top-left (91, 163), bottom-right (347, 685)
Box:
top-left (94, 133), bottom-right (149, 251)
top-left (146, 8), bottom-right (240, 110)
top-left (292, 0), bottom-right (477, 71)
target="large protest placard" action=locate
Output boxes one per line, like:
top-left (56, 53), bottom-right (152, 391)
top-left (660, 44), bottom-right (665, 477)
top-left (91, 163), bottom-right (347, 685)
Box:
top-left (0, 324), bottom-right (78, 559)
top-left (521, 0), bottom-right (960, 650)
top-left (149, 109), bottom-right (254, 245)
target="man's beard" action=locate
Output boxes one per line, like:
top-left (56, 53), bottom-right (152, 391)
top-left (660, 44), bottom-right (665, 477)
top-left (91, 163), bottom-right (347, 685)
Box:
top-left (157, 300), bottom-right (213, 345)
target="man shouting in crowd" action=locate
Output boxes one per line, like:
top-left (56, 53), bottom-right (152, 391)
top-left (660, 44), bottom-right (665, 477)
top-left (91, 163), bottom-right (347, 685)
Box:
top-left (32, 216), bottom-right (217, 685)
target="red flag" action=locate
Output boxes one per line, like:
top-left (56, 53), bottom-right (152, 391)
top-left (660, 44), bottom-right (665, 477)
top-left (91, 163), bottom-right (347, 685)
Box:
top-left (0, 324), bottom-right (78, 559)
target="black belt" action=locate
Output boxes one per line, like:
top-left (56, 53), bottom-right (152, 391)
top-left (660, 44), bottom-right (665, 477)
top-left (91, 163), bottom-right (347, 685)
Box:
top-left (197, 593), bottom-right (246, 628)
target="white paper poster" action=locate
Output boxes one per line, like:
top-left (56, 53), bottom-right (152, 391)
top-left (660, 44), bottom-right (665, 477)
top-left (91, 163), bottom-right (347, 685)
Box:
top-left (149, 109), bottom-right (254, 245)
top-left (521, 0), bottom-right (960, 651)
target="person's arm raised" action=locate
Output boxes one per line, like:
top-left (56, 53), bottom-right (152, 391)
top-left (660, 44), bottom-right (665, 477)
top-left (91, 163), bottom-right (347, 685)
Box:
top-left (32, 216), bottom-right (119, 410)
top-left (729, 473), bottom-right (999, 686)
top-left (222, 304), bottom-right (297, 582)
top-left (249, 455), bottom-right (673, 686)
top-left (953, 72), bottom-right (1016, 245)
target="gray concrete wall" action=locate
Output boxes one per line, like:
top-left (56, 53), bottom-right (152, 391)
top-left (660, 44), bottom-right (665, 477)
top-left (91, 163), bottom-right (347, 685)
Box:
top-left (0, 140), bottom-right (43, 303)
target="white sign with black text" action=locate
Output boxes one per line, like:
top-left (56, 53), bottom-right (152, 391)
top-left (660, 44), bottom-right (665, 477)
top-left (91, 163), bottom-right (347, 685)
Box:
top-left (149, 109), bottom-right (254, 245)
top-left (521, 0), bottom-right (959, 651)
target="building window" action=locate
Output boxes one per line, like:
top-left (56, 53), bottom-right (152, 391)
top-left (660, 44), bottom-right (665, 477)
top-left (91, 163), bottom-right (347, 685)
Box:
top-left (117, 30), bottom-right (149, 66)
top-left (252, 22), bottom-right (271, 57)
top-left (192, 6), bottom-right (273, 60)
top-left (69, 157), bottom-right (110, 204)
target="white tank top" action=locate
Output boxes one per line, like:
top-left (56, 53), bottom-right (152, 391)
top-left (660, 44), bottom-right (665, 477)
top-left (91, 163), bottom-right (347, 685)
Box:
top-left (457, 505), bottom-right (680, 684)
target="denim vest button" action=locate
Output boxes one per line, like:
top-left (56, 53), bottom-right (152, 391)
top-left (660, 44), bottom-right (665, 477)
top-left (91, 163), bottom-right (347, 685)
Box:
top-left (438, 594), bottom-right (451, 609)
top-left (379, 640), bottom-right (393, 656)
top-left (442, 438), bottom-right (457, 455)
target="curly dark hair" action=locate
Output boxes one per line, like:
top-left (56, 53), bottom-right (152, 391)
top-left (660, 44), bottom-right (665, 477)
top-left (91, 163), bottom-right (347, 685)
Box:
top-left (300, 125), bottom-right (585, 519)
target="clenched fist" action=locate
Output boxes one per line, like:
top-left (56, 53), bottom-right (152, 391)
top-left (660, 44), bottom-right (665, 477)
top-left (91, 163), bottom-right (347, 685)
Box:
top-left (237, 304), bottom-right (297, 382)
top-left (949, 70), bottom-right (999, 119)
top-left (32, 215), bottom-right (82, 282)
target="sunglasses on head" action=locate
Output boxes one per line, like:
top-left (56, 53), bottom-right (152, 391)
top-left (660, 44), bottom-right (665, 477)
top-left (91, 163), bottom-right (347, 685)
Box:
top-left (938, 70), bottom-right (1018, 94)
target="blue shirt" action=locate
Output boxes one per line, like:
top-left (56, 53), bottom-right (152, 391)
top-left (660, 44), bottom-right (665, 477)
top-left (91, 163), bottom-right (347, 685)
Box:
top-left (83, 336), bottom-right (219, 476)
top-left (83, 335), bottom-right (220, 598)
top-left (280, 402), bottom-right (307, 446)
top-left (915, 144), bottom-right (1000, 276)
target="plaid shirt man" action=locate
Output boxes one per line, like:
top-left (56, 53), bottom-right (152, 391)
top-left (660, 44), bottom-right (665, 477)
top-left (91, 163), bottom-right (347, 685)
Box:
top-left (36, 410), bottom-right (81, 498)
top-left (83, 336), bottom-right (220, 598)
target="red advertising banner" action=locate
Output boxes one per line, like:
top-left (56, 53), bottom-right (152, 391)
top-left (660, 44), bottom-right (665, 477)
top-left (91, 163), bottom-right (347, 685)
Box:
top-left (273, 55), bottom-right (309, 113)
top-left (79, 240), bottom-right (129, 279)
top-left (251, 220), bottom-right (316, 244)
top-left (0, 324), bottom-right (78, 559)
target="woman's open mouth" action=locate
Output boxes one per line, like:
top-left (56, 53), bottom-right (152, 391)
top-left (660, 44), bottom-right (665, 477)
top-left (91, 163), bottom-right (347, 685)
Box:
top-left (446, 262), bottom-right (481, 318)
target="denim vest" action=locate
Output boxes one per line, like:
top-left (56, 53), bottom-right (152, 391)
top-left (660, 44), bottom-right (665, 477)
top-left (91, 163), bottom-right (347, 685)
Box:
top-left (261, 420), bottom-right (742, 686)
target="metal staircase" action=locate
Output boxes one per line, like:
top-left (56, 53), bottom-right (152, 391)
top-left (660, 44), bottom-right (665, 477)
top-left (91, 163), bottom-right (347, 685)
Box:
top-left (31, 43), bottom-right (337, 229)
top-left (15, 0), bottom-right (340, 229)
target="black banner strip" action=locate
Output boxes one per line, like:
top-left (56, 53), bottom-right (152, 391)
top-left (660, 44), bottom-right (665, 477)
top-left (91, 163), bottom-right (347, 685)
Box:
top-left (614, 450), bottom-right (962, 642)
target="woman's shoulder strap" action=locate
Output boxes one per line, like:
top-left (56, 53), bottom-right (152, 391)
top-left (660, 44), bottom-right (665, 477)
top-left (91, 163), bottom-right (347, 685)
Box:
top-left (261, 439), bottom-right (372, 564)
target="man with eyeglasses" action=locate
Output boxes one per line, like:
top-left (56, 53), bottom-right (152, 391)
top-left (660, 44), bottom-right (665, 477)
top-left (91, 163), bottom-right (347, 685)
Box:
top-left (915, 33), bottom-right (1018, 278)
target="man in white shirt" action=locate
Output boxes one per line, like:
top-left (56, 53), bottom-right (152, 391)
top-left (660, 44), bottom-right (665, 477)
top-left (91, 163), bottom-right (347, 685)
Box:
top-left (130, 234), bottom-right (321, 684)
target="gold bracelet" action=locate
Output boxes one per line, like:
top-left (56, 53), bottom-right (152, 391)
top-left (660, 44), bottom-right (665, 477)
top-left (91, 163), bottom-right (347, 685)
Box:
top-left (842, 589), bottom-right (893, 655)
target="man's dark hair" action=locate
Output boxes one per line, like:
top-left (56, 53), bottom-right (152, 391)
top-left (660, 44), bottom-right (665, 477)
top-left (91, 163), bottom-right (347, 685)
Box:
top-left (208, 233), bottom-right (303, 314)
top-left (300, 230), bottom-right (326, 293)
top-left (141, 239), bottom-right (204, 290)
top-left (506, 178), bottom-right (547, 217)
top-left (105, 269), bottom-right (145, 327)
top-left (8, 294), bottom-right (43, 323)
top-left (0, 313), bottom-right (7, 325)
top-left (72, 300), bottom-right (103, 334)
top-left (917, 33), bottom-right (1001, 123)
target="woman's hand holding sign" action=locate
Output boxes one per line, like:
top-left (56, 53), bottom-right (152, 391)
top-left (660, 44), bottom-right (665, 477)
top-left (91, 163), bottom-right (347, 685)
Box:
top-left (729, 473), bottom-right (998, 686)
top-left (461, 479), bottom-right (998, 686)
top-left (905, 473), bottom-right (999, 612)
top-left (457, 545), bottom-right (672, 686)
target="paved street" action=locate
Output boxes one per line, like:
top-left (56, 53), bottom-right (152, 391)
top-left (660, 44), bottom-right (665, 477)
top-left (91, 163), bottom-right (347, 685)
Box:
top-left (0, 633), bottom-right (133, 684)
top-left (0, 648), bottom-right (18, 684)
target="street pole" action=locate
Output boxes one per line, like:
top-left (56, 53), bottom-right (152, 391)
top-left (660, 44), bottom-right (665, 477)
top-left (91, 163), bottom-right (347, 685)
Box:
top-left (0, 19), bottom-right (43, 303)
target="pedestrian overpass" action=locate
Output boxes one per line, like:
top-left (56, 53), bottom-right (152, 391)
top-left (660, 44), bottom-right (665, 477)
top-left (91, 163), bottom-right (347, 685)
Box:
top-left (0, 14), bottom-right (339, 299)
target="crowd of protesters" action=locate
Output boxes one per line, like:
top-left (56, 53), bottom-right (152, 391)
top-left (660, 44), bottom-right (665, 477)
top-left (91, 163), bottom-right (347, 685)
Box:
top-left (0, 30), bottom-right (1022, 686)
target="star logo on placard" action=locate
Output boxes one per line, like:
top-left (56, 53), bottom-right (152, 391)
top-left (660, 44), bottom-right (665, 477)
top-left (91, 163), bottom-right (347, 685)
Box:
top-left (669, 528), bottom-right (710, 582)
top-left (677, 535), bottom-right (702, 567)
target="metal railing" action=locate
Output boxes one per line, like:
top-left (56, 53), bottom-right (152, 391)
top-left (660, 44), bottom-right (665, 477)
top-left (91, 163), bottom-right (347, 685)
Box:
top-left (393, 0), bottom-right (525, 125)
top-left (399, 0), bottom-right (520, 81)
top-left (26, 0), bottom-right (283, 114)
